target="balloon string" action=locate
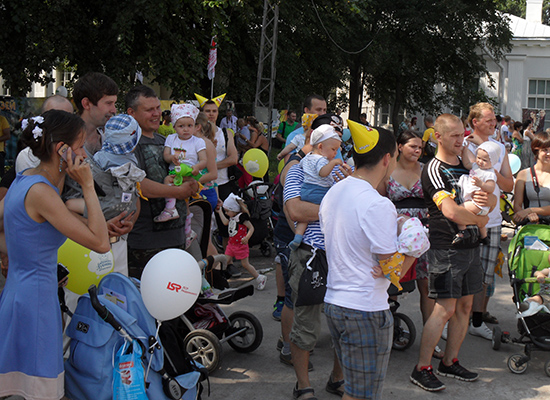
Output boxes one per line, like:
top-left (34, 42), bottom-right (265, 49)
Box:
top-left (144, 321), bottom-right (162, 383)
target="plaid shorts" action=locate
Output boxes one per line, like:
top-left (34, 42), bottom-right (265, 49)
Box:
top-left (480, 226), bottom-right (501, 286)
top-left (325, 303), bottom-right (392, 400)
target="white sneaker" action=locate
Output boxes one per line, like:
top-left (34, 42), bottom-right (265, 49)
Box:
top-left (256, 274), bottom-right (267, 291)
top-left (468, 322), bottom-right (492, 340)
top-left (441, 322), bottom-right (448, 341)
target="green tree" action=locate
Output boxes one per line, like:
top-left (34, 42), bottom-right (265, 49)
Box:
top-left (0, 0), bottom-right (238, 97)
top-left (357, 0), bottom-right (512, 132)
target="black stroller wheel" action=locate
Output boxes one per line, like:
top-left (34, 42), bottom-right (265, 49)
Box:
top-left (260, 241), bottom-right (272, 257)
top-left (545, 360), bottom-right (550, 377)
top-left (492, 326), bottom-right (502, 350)
top-left (392, 312), bottom-right (416, 351)
top-left (184, 329), bottom-right (222, 373)
top-left (227, 311), bottom-right (263, 353)
top-left (508, 354), bottom-right (528, 374)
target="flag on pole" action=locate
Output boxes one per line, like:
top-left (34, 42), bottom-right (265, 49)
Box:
top-left (208, 36), bottom-right (217, 80)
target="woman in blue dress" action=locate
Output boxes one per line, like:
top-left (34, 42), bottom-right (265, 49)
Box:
top-left (0, 110), bottom-right (110, 400)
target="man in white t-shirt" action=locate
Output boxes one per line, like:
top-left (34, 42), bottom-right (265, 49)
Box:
top-left (320, 123), bottom-right (414, 400)
top-left (466, 103), bottom-right (514, 338)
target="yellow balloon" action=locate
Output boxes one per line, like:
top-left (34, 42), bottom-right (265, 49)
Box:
top-left (277, 158), bottom-right (285, 174)
top-left (243, 149), bottom-right (269, 178)
top-left (58, 239), bottom-right (114, 295)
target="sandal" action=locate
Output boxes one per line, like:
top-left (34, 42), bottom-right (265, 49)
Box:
top-left (433, 345), bottom-right (445, 360)
top-left (326, 374), bottom-right (345, 397)
top-left (153, 207), bottom-right (179, 223)
top-left (293, 383), bottom-right (317, 400)
top-left (482, 311), bottom-right (499, 324)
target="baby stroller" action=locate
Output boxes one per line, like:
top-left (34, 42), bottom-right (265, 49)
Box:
top-left (491, 224), bottom-right (550, 376)
top-left (175, 279), bottom-right (263, 373)
top-left (64, 272), bottom-right (207, 400)
top-left (388, 279), bottom-right (417, 351)
top-left (239, 180), bottom-right (274, 257)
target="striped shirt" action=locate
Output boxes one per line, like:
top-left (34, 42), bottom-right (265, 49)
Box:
top-left (283, 164), bottom-right (326, 250)
top-left (422, 157), bottom-right (479, 249)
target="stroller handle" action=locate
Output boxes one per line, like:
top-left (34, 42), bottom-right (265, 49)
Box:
top-left (88, 285), bottom-right (123, 332)
top-left (523, 277), bottom-right (550, 284)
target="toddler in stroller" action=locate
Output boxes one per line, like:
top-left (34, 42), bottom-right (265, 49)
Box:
top-left (492, 224), bottom-right (550, 375)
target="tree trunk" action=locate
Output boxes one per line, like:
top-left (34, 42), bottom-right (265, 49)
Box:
top-left (348, 57), bottom-right (363, 121)
top-left (391, 78), bottom-right (403, 137)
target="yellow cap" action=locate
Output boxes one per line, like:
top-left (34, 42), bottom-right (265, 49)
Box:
top-left (194, 93), bottom-right (226, 108)
top-left (347, 120), bottom-right (379, 154)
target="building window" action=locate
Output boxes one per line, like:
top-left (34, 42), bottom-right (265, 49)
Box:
top-left (60, 70), bottom-right (74, 88)
top-left (528, 79), bottom-right (550, 131)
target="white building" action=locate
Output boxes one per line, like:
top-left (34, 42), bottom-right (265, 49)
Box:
top-left (483, 0), bottom-right (550, 130)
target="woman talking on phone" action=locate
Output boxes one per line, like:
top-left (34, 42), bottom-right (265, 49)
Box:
top-left (0, 110), bottom-right (109, 400)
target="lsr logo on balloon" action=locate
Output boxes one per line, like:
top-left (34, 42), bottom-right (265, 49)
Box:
top-left (167, 281), bottom-right (198, 296)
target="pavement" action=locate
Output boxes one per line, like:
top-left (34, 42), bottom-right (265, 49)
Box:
top-left (2, 233), bottom-right (550, 399)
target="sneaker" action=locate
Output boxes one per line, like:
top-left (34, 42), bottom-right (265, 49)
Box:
top-left (272, 300), bottom-right (284, 321)
top-left (441, 322), bottom-right (448, 341)
top-left (276, 336), bottom-right (284, 351)
top-left (153, 207), bottom-right (179, 222)
top-left (280, 352), bottom-right (313, 371)
top-left (468, 322), bottom-right (492, 340)
top-left (226, 263), bottom-right (241, 278)
top-left (433, 345), bottom-right (444, 360)
top-left (436, 358), bottom-right (478, 382)
top-left (256, 274), bottom-right (267, 290)
top-left (410, 365), bottom-right (446, 392)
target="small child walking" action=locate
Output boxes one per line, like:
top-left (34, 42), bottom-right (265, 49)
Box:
top-left (289, 124), bottom-right (344, 251)
top-left (154, 103), bottom-right (207, 222)
top-left (216, 193), bottom-right (267, 290)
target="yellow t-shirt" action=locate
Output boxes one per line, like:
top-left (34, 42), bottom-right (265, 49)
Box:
top-left (422, 127), bottom-right (435, 143)
top-left (157, 123), bottom-right (175, 137)
top-left (0, 116), bottom-right (10, 152)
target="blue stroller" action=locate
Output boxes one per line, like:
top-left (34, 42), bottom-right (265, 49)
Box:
top-left (64, 272), bottom-right (207, 400)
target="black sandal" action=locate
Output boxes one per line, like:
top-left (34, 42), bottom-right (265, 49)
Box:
top-left (293, 383), bottom-right (317, 400)
top-left (326, 375), bottom-right (345, 397)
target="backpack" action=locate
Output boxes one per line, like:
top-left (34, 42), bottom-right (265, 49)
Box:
top-left (65, 273), bottom-right (207, 400)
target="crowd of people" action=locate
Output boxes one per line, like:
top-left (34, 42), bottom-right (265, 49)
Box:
top-left (1, 71), bottom-right (550, 400)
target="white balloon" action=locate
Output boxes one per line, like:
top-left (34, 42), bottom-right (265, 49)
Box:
top-left (141, 249), bottom-right (201, 321)
top-left (508, 153), bottom-right (521, 175)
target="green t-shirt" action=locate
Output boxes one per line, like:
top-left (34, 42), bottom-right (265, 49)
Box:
top-left (278, 121), bottom-right (299, 140)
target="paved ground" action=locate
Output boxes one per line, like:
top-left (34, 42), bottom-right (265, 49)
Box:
top-left (205, 238), bottom-right (550, 400)
top-left (2, 233), bottom-right (550, 399)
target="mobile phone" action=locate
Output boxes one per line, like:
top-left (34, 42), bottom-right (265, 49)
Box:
top-left (57, 263), bottom-right (70, 283)
top-left (58, 144), bottom-right (77, 162)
